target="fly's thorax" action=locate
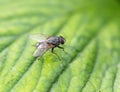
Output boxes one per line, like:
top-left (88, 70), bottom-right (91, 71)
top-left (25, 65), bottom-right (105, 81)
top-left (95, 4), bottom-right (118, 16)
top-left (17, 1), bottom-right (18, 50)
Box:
top-left (47, 37), bottom-right (60, 45)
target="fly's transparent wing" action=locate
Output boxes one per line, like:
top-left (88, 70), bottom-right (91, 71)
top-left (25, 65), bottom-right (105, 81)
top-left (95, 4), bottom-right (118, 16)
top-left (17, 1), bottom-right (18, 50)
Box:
top-left (33, 42), bottom-right (50, 57)
top-left (29, 34), bottom-right (49, 42)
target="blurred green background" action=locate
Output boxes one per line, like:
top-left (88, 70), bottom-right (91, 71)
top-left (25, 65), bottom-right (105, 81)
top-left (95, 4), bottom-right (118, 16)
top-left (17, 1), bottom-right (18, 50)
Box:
top-left (0, 0), bottom-right (120, 92)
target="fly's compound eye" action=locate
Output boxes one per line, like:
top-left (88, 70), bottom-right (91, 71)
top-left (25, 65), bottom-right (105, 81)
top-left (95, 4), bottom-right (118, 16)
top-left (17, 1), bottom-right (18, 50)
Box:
top-left (59, 36), bottom-right (65, 44)
top-left (61, 40), bottom-right (64, 44)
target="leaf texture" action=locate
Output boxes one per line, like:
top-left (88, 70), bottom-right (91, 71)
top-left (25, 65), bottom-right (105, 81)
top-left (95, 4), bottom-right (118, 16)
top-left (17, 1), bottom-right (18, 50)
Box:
top-left (0, 0), bottom-right (120, 92)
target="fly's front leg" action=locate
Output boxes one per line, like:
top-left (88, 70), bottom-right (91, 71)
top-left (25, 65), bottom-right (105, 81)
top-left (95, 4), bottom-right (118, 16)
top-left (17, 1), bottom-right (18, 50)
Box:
top-left (57, 45), bottom-right (64, 51)
top-left (57, 45), bottom-right (69, 55)
top-left (51, 47), bottom-right (61, 61)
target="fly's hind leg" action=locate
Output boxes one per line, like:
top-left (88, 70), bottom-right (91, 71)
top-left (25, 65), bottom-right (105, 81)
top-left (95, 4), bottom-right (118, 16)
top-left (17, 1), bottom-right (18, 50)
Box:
top-left (51, 47), bottom-right (61, 61)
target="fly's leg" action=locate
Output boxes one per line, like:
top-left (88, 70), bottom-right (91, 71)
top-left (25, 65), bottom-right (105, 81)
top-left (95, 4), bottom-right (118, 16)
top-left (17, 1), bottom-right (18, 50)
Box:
top-left (57, 45), bottom-right (69, 55)
top-left (51, 47), bottom-right (54, 52)
top-left (57, 46), bottom-right (64, 51)
top-left (51, 47), bottom-right (61, 61)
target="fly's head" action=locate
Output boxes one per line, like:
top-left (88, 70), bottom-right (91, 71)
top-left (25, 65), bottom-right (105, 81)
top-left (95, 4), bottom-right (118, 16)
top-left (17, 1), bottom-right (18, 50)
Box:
top-left (59, 36), bottom-right (65, 45)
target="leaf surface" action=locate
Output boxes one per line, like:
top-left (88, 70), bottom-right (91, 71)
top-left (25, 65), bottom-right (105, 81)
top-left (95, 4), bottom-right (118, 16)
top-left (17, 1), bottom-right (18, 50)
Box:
top-left (0, 0), bottom-right (120, 92)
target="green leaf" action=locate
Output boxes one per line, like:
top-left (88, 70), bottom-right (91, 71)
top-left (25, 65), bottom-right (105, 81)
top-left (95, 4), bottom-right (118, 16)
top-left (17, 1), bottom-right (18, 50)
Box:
top-left (0, 0), bottom-right (120, 92)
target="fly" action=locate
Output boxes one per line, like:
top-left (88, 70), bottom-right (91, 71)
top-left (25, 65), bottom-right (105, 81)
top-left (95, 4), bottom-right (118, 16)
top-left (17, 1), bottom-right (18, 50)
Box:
top-left (30, 34), bottom-right (66, 60)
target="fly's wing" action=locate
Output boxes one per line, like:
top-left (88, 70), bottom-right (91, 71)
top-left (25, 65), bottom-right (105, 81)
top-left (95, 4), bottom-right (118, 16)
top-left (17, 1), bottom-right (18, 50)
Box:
top-left (33, 42), bottom-right (50, 57)
top-left (29, 34), bottom-right (49, 42)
